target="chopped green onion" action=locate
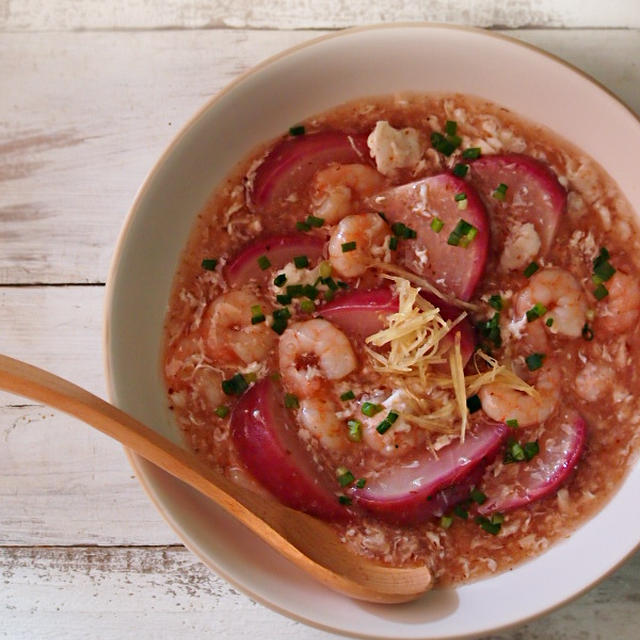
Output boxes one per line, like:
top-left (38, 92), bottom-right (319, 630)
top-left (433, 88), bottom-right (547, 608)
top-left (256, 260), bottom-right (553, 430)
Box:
top-left (293, 255), bottom-right (309, 269)
top-left (430, 131), bottom-right (458, 156)
top-left (361, 402), bottom-right (383, 417)
top-left (475, 514), bottom-right (502, 535)
top-left (453, 505), bottom-right (469, 520)
top-left (299, 299), bottom-right (315, 313)
top-left (525, 352), bottom-right (545, 371)
top-left (286, 284), bottom-right (304, 298)
top-left (470, 488), bottom-right (487, 505)
top-left (478, 312), bottom-right (502, 349)
top-left (447, 218), bottom-right (477, 247)
top-left (306, 215), bottom-right (324, 228)
top-left (455, 193), bottom-right (468, 210)
top-left (302, 284), bottom-right (318, 300)
top-left (377, 211), bottom-right (388, 222)
top-left (273, 273), bottom-right (287, 287)
top-left (526, 302), bottom-right (548, 322)
top-left (336, 466), bottom-right (355, 487)
top-left (445, 120), bottom-right (458, 136)
top-left (270, 308), bottom-right (291, 335)
top-left (546, 317), bottom-right (554, 327)
top-left (431, 217), bottom-right (444, 233)
top-left (592, 260), bottom-right (615, 283)
top-left (355, 478), bottom-right (367, 489)
top-left (338, 495), bottom-right (352, 506)
top-left (492, 182), bottom-right (508, 200)
top-left (504, 440), bottom-right (525, 463)
top-left (462, 147), bottom-right (481, 159)
top-left (523, 261), bottom-right (539, 278)
top-left (340, 390), bottom-right (355, 401)
top-left (214, 405), bottom-right (229, 418)
top-left (251, 313), bottom-right (265, 325)
top-left (523, 440), bottom-right (540, 461)
top-left (337, 280), bottom-right (349, 289)
top-left (289, 125), bottom-right (305, 136)
top-left (319, 261), bottom-right (332, 278)
top-left (389, 235), bottom-right (398, 250)
top-left (391, 222), bottom-right (417, 239)
top-left (376, 410), bottom-right (399, 434)
top-left (221, 373), bottom-right (250, 396)
top-left (452, 163), bottom-right (469, 178)
top-left (594, 283), bottom-right (609, 300)
top-left (506, 418), bottom-right (519, 429)
top-left (323, 289), bottom-right (335, 302)
top-left (440, 515), bottom-right (453, 529)
top-left (347, 419), bottom-right (363, 442)
top-left (201, 258), bottom-right (218, 270)
top-left (284, 393), bottom-right (299, 409)
top-left (488, 294), bottom-right (503, 311)
top-left (296, 220), bottom-right (311, 232)
top-left (276, 294), bottom-right (291, 305)
top-left (454, 192), bottom-right (467, 202)
top-left (466, 394), bottom-right (482, 413)
top-left (257, 255), bottom-right (271, 270)
top-left (582, 322), bottom-right (594, 341)
top-left (341, 241), bottom-right (356, 252)
top-left (593, 247), bottom-right (610, 269)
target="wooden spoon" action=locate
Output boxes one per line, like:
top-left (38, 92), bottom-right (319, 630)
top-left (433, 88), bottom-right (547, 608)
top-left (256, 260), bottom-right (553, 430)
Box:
top-left (0, 354), bottom-right (432, 603)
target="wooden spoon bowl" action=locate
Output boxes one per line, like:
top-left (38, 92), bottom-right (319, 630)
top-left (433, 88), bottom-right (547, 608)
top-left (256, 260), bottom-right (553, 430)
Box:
top-left (0, 354), bottom-right (432, 603)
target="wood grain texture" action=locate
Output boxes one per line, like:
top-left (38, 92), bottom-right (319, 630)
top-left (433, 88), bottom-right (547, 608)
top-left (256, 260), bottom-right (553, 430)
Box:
top-left (1, 0), bottom-right (639, 30)
top-left (2, 546), bottom-right (639, 639)
top-left (1, 29), bottom-right (639, 285)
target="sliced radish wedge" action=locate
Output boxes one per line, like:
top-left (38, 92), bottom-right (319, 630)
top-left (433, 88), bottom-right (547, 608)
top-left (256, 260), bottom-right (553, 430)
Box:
top-left (225, 234), bottom-right (325, 287)
top-left (248, 131), bottom-right (370, 212)
top-left (478, 410), bottom-right (587, 514)
top-left (371, 174), bottom-right (489, 300)
top-left (351, 419), bottom-right (508, 525)
top-left (468, 153), bottom-right (566, 255)
top-left (318, 287), bottom-right (476, 367)
top-left (230, 378), bottom-right (348, 520)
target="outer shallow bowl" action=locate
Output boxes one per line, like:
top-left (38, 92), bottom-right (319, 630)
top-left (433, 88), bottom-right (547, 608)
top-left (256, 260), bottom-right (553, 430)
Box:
top-left (105, 23), bottom-right (640, 639)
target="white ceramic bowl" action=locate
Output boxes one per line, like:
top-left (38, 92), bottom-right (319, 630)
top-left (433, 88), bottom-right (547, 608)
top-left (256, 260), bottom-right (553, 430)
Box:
top-left (105, 24), bottom-right (640, 639)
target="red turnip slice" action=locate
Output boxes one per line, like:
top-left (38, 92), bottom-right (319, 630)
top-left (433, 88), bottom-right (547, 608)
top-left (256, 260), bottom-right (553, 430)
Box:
top-left (318, 287), bottom-right (476, 366)
top-left (225, 234), bottom-right (325, 287)
top-left (371, 174), bottom-right (489, 300)
top-left (351, 419), bottom-right (508, 525)
top-left (248, 132), bottom-right (370, 212)
top-left (468, 153), bottom-right (566, 255)
top-left (230, 378), bottom-right (347, 520)
top-left (478, 410), bottom-right (586, 514)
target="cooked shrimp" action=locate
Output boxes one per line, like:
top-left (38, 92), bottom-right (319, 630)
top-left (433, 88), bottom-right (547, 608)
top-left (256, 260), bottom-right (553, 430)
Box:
top-left (595, 271), bottom-right (640, 334)
top-left (516, 268), bottom-right (587, 339)
top-left (574, 362), bottom-right (615, 402)
top-left (479, 359), bottom-right (561, 427)
top-left (310, 163), bottom-right (387, 224)
top-left (328, 212), bottom-right (389, 278)
top-left (203, 289), bottom-right (275, 365)
top-left (279, 318), bottom-right (357, 397)
top-left (192, 366), bottom-right (225, 411)
top-left (298, 397), bottom-right (347, 451)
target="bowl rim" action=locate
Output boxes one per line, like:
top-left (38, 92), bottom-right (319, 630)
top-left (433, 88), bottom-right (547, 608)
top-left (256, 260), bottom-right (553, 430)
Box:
top-left (103, 21), bottom-right (640, 639)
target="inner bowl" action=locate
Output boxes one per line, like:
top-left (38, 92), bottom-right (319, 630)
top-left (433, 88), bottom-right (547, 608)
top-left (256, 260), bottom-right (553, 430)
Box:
top-left (104, 23), bottom-right (640, 639)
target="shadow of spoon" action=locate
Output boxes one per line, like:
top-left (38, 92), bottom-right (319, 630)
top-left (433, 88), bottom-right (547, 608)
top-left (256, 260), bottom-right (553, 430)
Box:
top-left (0, 353), bottom-right (432, 603)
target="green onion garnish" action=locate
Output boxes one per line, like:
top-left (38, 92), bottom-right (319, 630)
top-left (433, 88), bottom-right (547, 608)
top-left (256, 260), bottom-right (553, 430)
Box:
top-left (466, 394), bottom-right (482, 413)
top-left (389, 236), bottom-right (398, 250)
top-left (319, 261), bottom-right (332, 278)
top-left (296, 220), bottom-right (311, 232)
top-left (594, 283), bottom-right (609, 300)
top-left (361, 402), bottom-right (383, 417)
top-left (447, 218), bottom-right (477, 247)
top-left (391, 222), bottom-right (417, 239)
top-left (445, 120), bottom-right (458, 136)
top-left (322, 276), bottom-right (338, 291)
top-left (592, 260), bottom-right (615, 284)
top-left (355, 478), bottom-right (367, 489)
top-left (257, 255), bottom-right (271, 270)
top-left (284, 393), bottom-right (299, 409)
top-left (377, 211), bottom-right (388, 222)
top-left (270, 307), bottom-right (291, 335)
top-left (293, 255), bottom-right (309, 269)
top-left (582, 322), bottom-right (594, 341)
top-left (376, 410), bottom-right (399, 434)
top-left (273, 273), bottom-right (287, 287)
top-left (299, 299), bottom-right (315, 313)
top-left (302, 284), bottom-right (318, 300)
top-left (504, 440), bottom-right (525, 463)
top-left (593, 246), bottom-right (610, 269)
top-left (454, 192), bottom-right (467, 202)
top-left (347, 419), bottom-right (362, 442)
top-left (453, 505), bottom-right (469, 520)
top-left (221, 373), bottom-right (250, 396)
top-left (431, 131), bottom-right (459, 156)
top-left (286, 284), bottom-right (304, 298)
top-left (478, 312), bottom-right (502, 349)
top-left (201, 258), bottom-right (218, 270)
top-left (337, 281), bottom-right (349, 289)
top-left (289, 125), bottom-right (305, 136)
top-left (462, 147), bottom-right (481, 159)
top-left (452, 163), bottom-right (469, 178)
top-left (430, 217), bottom-right (444, 233)
top-left (214, 405), bottom-right (229, 418)
top-left (475, 514), bottom-right (502, 535)
top-left (470, 488), bottom-right (487, 505)
top-left (546, 317), bottom-right (554, 327)
top-left (338, 495), bottom-right (352, 506)
top-left (250, 304), bottom-right (266, 324)
top-left (523, 261), bottom-right (539, 278)
top-left (525, 352), bottom-right (545, 371)
top-left (523, 440), bottom-right (540, 461)
top-left (440, 515), bottom-right (453, 529)
top-left (276, 294), bottom-right (291, 305)
top-left (506, 418), bottom-right (519, 429)
top-left (526, 302), bottom-right (548, 322)
top-left (306, 215), bottom-right (324, 228)
top-left (341, 241), bottom-right (356, 252)
top-left (488, 294), bottom-right (503, 311)
top-left (340, 390), bottom-right (355, 401)
top-left (336, 466), bottom-right (355, 487)
top-left (492, 183), bottom-right (508, 200)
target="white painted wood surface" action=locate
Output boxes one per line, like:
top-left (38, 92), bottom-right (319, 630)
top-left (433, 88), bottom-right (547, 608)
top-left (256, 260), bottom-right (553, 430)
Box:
top-left (2, 2), bottom-right (640, 638)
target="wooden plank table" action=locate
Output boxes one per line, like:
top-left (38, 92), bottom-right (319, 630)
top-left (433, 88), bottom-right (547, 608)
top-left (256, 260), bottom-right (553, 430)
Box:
top-left (1, 2), bottom-right (639, 638)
